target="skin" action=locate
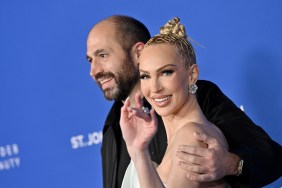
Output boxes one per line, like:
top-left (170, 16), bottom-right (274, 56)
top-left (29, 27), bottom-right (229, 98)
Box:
top-left (120, 44), bottom-right (229, 187)
top-left (86, 18), bottom-right (240, 184)
top-left (86, 20), bottom-right (142, 102)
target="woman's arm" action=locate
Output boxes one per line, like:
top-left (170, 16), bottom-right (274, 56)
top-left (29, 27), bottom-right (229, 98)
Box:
top-left (132, 149), bottom-right (166, 188)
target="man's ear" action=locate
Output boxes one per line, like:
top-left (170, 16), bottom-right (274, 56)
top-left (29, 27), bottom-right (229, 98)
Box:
top-left (131, 42), bottom-right (145, 63)
top-left (188, 64), bottom-right (199, 85)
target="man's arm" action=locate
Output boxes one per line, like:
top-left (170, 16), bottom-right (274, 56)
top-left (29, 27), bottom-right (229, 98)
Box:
top-left (194, 80), bottom-right (282, 187)
top-left (177, 131), bottom-right (242, 179)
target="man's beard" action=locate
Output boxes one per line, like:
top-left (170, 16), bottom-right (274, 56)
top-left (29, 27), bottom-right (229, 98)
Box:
top-left (102, 57), bottom-right (139, 101)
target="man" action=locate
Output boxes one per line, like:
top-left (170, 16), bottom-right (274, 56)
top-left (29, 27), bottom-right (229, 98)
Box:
top-left (86, 15), bottom-right (282, 188)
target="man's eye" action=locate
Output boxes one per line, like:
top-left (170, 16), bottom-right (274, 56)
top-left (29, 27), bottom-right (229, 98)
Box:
top-left (99, 53), bottom-right (108, 58)
top-left (87, 58), bottom-right (92, 63)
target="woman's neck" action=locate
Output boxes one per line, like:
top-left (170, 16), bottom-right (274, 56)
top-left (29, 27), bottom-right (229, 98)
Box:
top-left (162, 94), bottom-right (207, 143)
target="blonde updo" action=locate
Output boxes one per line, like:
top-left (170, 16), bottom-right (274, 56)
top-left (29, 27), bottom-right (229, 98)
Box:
top-left (145, 17), bottom-right (196, 69)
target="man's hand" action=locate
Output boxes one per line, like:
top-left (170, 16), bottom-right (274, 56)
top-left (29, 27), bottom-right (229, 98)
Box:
top-left (176, 132), bottom-right (240, 182)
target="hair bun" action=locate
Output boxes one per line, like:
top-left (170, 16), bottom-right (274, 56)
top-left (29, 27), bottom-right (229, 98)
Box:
top-left (160, 17), bottom-right (187, 38)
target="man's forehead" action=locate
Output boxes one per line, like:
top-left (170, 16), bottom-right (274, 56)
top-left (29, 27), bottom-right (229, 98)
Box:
top-left (87, 22), bottom-right (116, 43)
top-left (91, 20), bottom-right (115, 35)
top-left (86, 20), bottom-right (124, 55)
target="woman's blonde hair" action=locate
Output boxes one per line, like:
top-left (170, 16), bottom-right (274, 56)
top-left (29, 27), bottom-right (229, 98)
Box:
top-left (145, 17), bottom-right (196, 70)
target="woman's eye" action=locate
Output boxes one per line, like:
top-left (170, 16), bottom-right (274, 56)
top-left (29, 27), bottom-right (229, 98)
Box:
top-left (162, 70), bottom-right (174, 76)
top-left (140, 74), bottom-right (149, 80)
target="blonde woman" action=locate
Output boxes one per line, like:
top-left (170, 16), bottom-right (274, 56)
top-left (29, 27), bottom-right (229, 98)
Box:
top-left (120, 17), bottom-right (229, 188)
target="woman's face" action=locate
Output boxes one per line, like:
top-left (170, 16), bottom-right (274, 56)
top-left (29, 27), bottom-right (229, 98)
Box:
top-left (139, 44), bottom-right (192, 117)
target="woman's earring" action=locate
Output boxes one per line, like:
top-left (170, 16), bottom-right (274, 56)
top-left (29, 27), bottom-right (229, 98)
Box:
top-left (189, 84), bottom-right (198, 94)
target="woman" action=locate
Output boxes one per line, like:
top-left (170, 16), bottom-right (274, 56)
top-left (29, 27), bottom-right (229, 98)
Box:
top-left (120, 17), bottom-right (229, 188)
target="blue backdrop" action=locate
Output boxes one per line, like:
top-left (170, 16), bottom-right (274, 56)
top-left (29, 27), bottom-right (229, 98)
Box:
top-left (0, 0), bottom-right (281, 187)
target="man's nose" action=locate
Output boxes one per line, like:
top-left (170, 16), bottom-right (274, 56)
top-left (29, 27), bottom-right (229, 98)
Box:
top-left (89, 59), bottom-right (103, 79)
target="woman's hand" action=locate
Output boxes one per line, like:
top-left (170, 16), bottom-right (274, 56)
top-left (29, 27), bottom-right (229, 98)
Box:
top-left (120, 93), bottom-right (158, 157)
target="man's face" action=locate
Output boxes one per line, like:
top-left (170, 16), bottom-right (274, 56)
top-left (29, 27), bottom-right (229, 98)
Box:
top-left (86, 21), bottom-right (139, 101)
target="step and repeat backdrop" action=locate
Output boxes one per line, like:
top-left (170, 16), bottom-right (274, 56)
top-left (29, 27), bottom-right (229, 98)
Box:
top-left (1, 0), bottom-right (281, 187)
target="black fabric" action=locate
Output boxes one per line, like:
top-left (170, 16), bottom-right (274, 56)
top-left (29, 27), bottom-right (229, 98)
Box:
top-left (101, 80), bottom-right (282, 188)
top-left (101, 101), bottom-right (122, 188)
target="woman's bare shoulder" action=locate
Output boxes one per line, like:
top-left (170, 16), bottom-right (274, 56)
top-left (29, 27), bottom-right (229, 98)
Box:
top-left (174, 122), bottom-right (208, 148)
top-left (175, 121), bottom-right (228, 149)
